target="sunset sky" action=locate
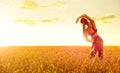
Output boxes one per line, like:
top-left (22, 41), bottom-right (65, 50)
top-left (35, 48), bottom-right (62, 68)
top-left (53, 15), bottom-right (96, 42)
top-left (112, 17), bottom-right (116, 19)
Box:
top-left (0, 0), bottom-right (120, 46)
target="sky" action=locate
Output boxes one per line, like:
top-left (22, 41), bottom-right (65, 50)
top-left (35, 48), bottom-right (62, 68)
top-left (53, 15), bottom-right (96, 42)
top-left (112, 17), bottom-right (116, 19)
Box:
top-left (0, 0), bottom-right (120, 46)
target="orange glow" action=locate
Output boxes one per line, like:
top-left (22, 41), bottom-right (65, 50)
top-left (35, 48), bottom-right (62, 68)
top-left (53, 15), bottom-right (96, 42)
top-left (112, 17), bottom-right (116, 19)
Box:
top-left (0, 0), bottom-right (120, 46)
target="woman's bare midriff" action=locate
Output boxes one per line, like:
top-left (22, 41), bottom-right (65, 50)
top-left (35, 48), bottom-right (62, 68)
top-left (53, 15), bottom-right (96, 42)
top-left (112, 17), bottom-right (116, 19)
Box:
top-left (91, 33), bottom-right (98, 39)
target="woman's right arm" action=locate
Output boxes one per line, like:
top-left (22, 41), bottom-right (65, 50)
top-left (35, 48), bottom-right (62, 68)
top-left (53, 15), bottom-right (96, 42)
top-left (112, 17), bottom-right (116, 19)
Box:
top-left (83, 29), bottom-right (93, 42)
top-left (83, 25), bottom-right (93, 42)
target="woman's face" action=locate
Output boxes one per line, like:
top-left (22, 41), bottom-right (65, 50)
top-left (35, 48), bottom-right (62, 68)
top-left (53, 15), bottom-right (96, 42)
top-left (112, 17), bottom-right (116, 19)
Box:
top-left (80, 18), bottom-right (88, 25)
top-left (81, 21), bottom-right (88, 25)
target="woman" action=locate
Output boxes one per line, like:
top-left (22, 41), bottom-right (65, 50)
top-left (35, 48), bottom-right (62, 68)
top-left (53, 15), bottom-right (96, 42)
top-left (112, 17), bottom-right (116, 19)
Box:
top-left (76, 14), bottom-right (103, 60)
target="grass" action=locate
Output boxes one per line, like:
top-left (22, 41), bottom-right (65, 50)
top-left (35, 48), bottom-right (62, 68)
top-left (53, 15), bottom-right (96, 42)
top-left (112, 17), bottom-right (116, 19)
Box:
top-left (0, 46), bottom-right (120, 73)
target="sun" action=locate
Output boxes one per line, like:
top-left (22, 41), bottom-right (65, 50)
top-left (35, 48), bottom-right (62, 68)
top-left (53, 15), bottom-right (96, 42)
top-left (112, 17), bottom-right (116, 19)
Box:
top-left (0, 20), bottom-right (90, 46)
top-left (0, 20), bottom-right (22, 46)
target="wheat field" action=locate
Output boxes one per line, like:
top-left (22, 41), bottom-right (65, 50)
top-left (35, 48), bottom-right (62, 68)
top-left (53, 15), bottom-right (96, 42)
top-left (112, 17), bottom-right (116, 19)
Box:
top-left (0, 46), bottom-right (120, 73)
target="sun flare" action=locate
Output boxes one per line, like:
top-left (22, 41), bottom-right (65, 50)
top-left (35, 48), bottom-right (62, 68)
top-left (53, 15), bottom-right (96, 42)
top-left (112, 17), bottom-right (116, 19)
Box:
top-left (0, 20), bottom-right (87, 46)
top-left (0, 0), bottom-right (120, 45)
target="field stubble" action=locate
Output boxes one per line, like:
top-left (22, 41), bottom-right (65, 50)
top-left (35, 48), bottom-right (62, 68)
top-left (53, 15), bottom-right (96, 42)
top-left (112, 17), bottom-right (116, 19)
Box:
top-left (0, 46), bottom-right (120, 73)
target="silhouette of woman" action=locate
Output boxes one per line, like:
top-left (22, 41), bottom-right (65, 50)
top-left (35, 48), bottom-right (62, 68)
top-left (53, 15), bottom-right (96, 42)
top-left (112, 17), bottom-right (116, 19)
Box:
top-left (76, 14), bottom-right (103, 60)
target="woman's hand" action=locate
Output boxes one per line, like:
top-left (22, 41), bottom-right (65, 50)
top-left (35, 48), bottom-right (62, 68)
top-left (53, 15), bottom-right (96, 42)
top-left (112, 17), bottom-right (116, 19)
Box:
top-left (76, 17), bottom-right (80, 24)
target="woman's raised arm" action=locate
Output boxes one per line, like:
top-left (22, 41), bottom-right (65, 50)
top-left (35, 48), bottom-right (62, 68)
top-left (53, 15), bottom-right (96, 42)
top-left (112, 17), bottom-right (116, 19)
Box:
top-left (83, 14), bottom-right (97, 30)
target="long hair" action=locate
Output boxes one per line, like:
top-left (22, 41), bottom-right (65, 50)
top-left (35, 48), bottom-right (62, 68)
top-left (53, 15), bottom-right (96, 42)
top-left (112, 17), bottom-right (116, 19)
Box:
top-left (80, 18), bottom-right (88, 37)
top-left (82, 24), bottom-right (86, 38)
top-left (80, 18), bottom-right (88, 24)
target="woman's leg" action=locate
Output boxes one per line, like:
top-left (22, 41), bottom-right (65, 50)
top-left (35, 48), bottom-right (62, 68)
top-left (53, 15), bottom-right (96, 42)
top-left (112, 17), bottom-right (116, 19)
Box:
top-left (90, 43), bottom-right (97, 59)
top-left (97, 41), bottom-right (103, 60)
top-left (94, 36), bottom-right (103, 60)
top-left (98, 49), bottom-right (103, 60)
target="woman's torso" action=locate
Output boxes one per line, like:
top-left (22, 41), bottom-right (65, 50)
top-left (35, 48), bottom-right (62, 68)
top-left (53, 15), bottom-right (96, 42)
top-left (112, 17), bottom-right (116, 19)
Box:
top-left (86, 23), bottom-right (98, 38)
top-left (86, 27), bottom-right (97, 36)
top-left (85, 22), bottom-right (103, 45)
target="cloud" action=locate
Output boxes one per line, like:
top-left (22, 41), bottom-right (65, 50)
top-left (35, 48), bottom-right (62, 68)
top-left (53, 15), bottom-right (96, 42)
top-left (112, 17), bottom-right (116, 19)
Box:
top-left (40, 18), bottom-right (60, 23)
top-left (40, 2), bottom-right (62, 9)
top-left (19, 0), bottom-right (62, 10)
top-left (40, 19), bottom-right (53, 23)
top-left (14, 19), bottom-right (37, 25)
top-left (94, 15), bottom-right (116, 20)
top-left (14, 17), bottom-right (60, 24)
top-left (19, 0), bottom-right (39, 10)
top-left (49, 2), bottom-right (61, 7)
top-left (93, 15), bottom-right (117, 24)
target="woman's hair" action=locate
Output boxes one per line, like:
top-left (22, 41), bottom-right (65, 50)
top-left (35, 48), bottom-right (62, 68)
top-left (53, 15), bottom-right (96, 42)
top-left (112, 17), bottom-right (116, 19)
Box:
top-left (80, 18), bottom-right (88, 24)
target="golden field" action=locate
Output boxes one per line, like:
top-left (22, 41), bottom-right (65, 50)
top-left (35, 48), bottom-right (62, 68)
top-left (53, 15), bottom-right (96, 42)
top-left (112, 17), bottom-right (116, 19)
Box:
top-left (0, 46), bottom-right (120, 73)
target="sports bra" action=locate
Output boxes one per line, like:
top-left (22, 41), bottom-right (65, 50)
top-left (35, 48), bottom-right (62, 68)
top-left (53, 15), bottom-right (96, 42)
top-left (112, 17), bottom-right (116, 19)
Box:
top-left (90, 27), bottom-right (97, 36)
